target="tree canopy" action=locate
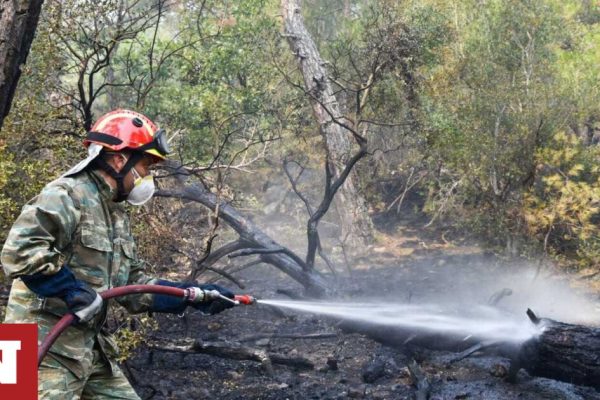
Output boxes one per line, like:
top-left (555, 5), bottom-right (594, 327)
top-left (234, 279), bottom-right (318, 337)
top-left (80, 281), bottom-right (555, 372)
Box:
top-left (1, 0), bottom-right (599, 276)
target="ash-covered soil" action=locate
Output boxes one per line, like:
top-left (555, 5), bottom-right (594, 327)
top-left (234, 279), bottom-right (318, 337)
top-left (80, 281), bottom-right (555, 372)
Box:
top-left (125, 249), bottom-right (600, 400)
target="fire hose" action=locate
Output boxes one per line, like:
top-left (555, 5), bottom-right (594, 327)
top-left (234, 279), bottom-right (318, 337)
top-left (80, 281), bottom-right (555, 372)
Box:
top-left (38, 284), bottom-right (256, 366)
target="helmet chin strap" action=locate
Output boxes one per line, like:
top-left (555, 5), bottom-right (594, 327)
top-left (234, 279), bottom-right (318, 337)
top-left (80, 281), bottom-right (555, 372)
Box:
top-left (91, 152), bottom-right (143, 202)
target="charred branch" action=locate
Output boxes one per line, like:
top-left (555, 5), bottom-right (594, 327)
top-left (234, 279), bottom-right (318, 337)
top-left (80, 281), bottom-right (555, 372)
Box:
top-left (305, 141), bottom-right (367, 268)
top-left (239, 332), bottom-right (337, 343)
top-left (156, 162), bottom-right (330, 296)
top-left (191, 240), bottom-right (252, 280)
top-left (229, 246), bottom-right (311, 272)
top-left (283, 138), bottom-right (368, 270)
top-left (146, 338), bottom-right (314, 373)
top-left (408, 359), bottom-right (431, 400)
top-left (203, 266), bottom-right (245, 289)
top-left (445, 340), bottom-right (499, 364)
top-left (487, 288), bottom-right (513, 306)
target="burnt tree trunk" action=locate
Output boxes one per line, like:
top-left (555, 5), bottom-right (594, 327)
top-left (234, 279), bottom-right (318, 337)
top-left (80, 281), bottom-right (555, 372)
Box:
top-left (342, 312), bottom-right (600, 390)
top-left (515, 318), bottom-right (600, 389)
top-left (282, 0), bottom-right (374, 249)
top-left (0, 0), bottom-right (44, 130)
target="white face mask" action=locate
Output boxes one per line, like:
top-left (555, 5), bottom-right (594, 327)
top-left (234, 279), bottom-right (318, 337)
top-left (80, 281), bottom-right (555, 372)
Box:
top-left (121, 155), bottom-right (155, 206)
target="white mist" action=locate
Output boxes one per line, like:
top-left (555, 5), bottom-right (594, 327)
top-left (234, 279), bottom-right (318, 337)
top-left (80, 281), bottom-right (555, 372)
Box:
top-left (258, 299), bottom-right (541, 343)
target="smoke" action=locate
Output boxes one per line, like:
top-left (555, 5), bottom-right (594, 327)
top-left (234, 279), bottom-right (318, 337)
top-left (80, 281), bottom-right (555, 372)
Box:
top-left (365, 258), bottom-right (600, 327)
top-left (233, 159), bottom-right (600, 331)
top-left (252, 175), bottom-right (600, 329)
top-left (251, 256), bottom-right (599, 345)
top-left (255, 261), bottom-right (599, 344)
top-left (470, 265), bottom-right (600, 325)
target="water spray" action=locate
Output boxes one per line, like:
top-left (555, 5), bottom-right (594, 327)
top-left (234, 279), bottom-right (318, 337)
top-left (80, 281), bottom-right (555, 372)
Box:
top-left (40, 285), bottom-right (542, 367)
top-left (257, 299), bottom-right (542, 343)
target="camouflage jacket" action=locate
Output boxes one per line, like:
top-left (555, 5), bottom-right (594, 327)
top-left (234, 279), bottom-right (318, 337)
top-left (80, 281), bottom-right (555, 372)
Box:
top-left (2, 169), bottom-right (156, 378)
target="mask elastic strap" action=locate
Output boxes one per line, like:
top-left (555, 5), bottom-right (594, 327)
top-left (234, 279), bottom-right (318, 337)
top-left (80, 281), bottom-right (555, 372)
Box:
top-left (91, 152), bottom-right (143, 202)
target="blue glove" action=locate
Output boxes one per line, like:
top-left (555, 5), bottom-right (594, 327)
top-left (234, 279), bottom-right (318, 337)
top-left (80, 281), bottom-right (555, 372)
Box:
top-left (20, 266), bottom-right (103, 322)
top-left (150, 280), bottom-right (193, 314)
top-left (151, 280), bottom-right (235, 315)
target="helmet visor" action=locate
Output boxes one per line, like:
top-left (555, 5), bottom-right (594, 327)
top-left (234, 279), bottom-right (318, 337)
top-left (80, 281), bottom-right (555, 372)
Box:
top-left (154, 129), bottom-right (171, 156)
top-left (137, 128), bottom-right (171, 157)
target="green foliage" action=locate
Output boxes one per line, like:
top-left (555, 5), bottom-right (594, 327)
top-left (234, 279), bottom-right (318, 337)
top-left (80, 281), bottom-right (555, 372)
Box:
top-left (420, 0), bottom-right (600, 262)
top-left (524, 132), bottom-right (600, 266)
top-left (113, 315), bottom-right (159, 362)
top-left (305, 1), bottom-right (451, 209)
top-left (0, 3), bottom-right (83, 242)
top-left (105, 0), bottom-right (291, 167)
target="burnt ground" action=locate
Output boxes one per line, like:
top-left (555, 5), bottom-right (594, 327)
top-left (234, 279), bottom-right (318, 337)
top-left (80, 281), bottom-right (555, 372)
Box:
top-left (124, 222), bottom-right (600, 400)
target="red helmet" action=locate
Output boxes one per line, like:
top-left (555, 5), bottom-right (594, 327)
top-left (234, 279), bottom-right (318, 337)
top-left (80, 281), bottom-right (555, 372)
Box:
top-left (84, 109), bottom-right (169, 160)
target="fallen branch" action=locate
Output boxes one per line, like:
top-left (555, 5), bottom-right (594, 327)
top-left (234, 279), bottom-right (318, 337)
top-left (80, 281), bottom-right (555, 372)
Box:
top-left (487, 288), bottom-right (512, 306)
top-left (204, 266), bottom-right (245, 289)
top-left (446, 340), bottom-right (499, 364)
top-left (229, 247), bottom-right (287, 257)
top-left (229, 247), bottom-right (311, 272)
top-left (239, 332), bottom-right (337, 342)
top-left (170, 244), bottom-right (246, 288)
top-left (146, 338), bottom-right (314, 373)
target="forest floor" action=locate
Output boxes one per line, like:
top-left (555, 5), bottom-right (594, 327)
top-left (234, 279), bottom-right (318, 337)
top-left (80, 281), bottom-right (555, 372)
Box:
top-left (125, 211), bottom-right (600, 400)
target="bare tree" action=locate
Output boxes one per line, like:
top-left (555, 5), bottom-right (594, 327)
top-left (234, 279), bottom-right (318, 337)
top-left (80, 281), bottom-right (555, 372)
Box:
top-left (281, 0), bottom-right (374, 249)
top-left (0, 0), bottom-right (44, 130)
top-left (283, 123), bottom-right (367, 271)
top-left (44, 0), bottom-right (208, 130)
top-left (45, 0), bottom-right (171, 130)
top-left (47, 0), bottom-right (215, 130)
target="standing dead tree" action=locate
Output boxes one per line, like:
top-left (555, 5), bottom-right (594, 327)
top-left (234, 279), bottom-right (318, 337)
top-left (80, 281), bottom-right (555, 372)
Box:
top-left (283, 123), bottom-right (367, 271)
top-left (281, 0), bottom-right (375, 249)
top-left (0, 0), bottom-right (44, 130)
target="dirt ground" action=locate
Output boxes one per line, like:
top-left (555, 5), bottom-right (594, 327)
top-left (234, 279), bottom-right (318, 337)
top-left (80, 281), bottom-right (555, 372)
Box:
top-left (124, 224), bottom-right (600, 400)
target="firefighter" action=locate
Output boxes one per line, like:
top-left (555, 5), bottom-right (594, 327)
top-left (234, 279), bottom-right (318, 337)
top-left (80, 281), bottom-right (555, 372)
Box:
top-left (1, 109), bottom-right (234, 399)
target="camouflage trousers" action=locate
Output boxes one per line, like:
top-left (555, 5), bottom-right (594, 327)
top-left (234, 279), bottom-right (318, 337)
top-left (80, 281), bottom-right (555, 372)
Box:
top-left (39, 347), bottom-right (140, 400)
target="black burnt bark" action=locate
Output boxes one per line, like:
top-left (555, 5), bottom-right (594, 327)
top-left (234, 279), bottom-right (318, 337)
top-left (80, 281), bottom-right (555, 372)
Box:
top-left (515, 318), bottom-right (600, 389)
top-left (0, 0), bottom-right (44, 130)
top-left (340, 312), bottom-right (600, 390)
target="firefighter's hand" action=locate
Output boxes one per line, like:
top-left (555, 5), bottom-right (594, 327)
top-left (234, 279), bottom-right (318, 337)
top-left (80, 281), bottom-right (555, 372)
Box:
top-left (65, 286), bottom-right (103, 322)
top-left (188, 284), bottom-right (235, 315)
top-left (21, 265), bottom-right (103, 322)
